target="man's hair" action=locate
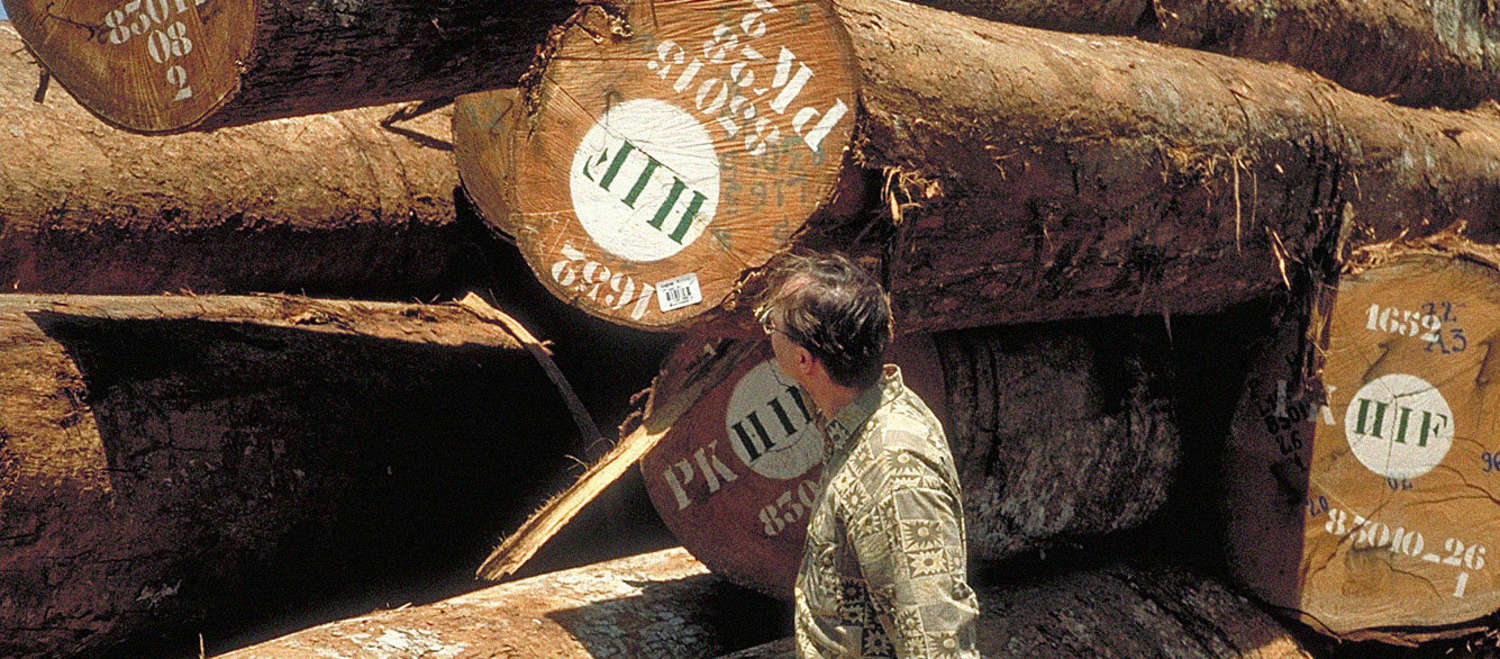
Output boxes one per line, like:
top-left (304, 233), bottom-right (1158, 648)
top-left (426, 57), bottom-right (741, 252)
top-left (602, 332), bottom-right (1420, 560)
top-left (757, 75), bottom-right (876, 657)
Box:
top-left (757, 252), bottom-right (892, 389)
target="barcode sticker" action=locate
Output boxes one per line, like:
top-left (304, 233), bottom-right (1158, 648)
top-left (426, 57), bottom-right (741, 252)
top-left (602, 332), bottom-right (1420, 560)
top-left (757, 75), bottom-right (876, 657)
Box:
top-left (656, 273), bottom-right (703, 312)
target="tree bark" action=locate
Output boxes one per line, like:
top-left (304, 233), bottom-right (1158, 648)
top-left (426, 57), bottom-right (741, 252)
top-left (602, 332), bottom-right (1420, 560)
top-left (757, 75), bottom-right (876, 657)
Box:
top-left (1, 0), bottom-right (573, 133)
top-left (461, 0), bottom-right (1500, 335)
top-left (715, 563), bottom-right (1315, 658)
top-left (0, 25), bottom-right (479, 299)
top-left (641, 322), bottom-right (1179, 597)
top-left (911, 0), bottom-right (1500, 111)
top-left (0, 294), bottom-right (580, 658)
top-left (1223, 233), bottom-right (1500, 643)
top-left (216, 546), bottom-right (786, 659)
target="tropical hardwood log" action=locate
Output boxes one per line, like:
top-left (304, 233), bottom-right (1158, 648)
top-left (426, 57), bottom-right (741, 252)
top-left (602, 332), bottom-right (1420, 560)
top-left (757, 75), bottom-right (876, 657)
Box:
top-left (715, 563), bottom-right (1315, 658)
top-left (217, 547), bottom-right (785, 659)
top-left (640, 323), bottom-right (1179, 597)
top-left (460, 0), bottom-right (1500, 334)
top-left (0, 0), bottom-right (572, 133)
top-left (912, 0), bottom-right (1500, 110)
top-left (0, 25), bottom-right (474, 299)
top-left (455, 0), bottom-right (864, 330)
top-left (1223, 234), bottom-right (1500, 643)
top-left (0, 294), bottom-right (576, 658)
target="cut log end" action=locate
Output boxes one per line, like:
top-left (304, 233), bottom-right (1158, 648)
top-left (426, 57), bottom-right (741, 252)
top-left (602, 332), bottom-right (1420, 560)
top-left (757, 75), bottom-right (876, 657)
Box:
top-left (5, 0), bottom-right (254, 133)
top-left (456, 0), bottom-right (861, 330)
top-left (1224, 239), bottom-right (1500, 642)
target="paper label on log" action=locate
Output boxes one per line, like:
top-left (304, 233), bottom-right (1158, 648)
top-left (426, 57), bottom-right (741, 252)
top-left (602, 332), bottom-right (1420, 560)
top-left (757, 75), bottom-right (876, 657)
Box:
top-left (6, 0), bottom-right (253, 133)
top-left (1224, 253), bottom-right (1500, 640)
top-left (500, 0), bottom-right (858, 328)
top-left (656, 272), bottom-right (706, 312)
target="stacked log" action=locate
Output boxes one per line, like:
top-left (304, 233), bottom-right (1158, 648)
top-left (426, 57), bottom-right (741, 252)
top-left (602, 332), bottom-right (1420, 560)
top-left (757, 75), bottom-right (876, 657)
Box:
top-left (0, 0), bottom-right (573, 133)
top-left (640, 323), bottom-right (1179, 597)
top-left (217, 547), bottom-right (786, 659)
top-left (1222, 235), bottom-right (1500, 644)
top-left (14, 0), bottom-right (1489, 135)
top-left (0, 25), bottom-right (475, 299)
top-left (0, 294), bottom-right (580, 657)
top-left (912, 0), bottom-right (1500, 110)
top-left (455, 0), bottom-right (1500, 334)
top-left (457, 0), bottom-right (864, 332)
top-left (716, 563), bottom-right (1317, 658)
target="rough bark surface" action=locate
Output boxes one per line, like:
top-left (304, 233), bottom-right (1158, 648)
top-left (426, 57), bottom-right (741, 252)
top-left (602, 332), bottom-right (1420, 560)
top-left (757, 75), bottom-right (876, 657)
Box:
top-left (641, 323), bottom-right (1179, 597)
top-left (837, 0), bottom-right (1500, 334)
top-left (911, 0), bottom-right (1500, 111)
top-left (1223, 235), bottom-right (1500, 643)
top-left (0, 294), bottom-right (579, 658)
top-left (715, 563), bottom-right (1315, 658)
top-left (0, 25), bottom-right (477, 299)
top-left (2, 0), bottom-right (574, 133)
top-left (218, 547), bottom-right (786, 659)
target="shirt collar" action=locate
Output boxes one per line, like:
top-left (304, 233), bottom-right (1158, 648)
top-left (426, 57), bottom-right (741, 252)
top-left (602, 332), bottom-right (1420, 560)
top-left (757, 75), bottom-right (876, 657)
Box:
top-left (820, 365), bottom-right (902, 461)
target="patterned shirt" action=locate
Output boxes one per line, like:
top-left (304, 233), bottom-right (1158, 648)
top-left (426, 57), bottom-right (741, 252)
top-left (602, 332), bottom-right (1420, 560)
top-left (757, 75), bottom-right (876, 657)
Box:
top-left (794, 366), bottom-right (980, 659)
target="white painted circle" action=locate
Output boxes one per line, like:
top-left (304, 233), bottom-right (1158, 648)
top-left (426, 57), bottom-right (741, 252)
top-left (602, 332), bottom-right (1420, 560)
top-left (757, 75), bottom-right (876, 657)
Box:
top-left (1343, 374), bottom-right (1455, 479)
top-left (569, 98), bottom-right (719, 263)
top-left (724, 361), bottom-right (822, 480)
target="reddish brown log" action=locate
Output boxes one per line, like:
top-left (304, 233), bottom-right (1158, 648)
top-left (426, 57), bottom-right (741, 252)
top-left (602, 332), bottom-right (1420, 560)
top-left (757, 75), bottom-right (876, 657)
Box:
top-left (641, 324), bottom-right (1179, 597)
top-left (1223, 234), bottom-right (1500, 643)
top-left (912, 0), bottom-right (1500, 110)
top-left (0, 294), bottom-right (577, 658)
top-left (716, 563), bottom-right (1316, 658)
top-left (460, 0), bottom-right (1500, 335)
top-left (0, 25), bottom-right (474, 298)
top-left (0, 0), bottom-right (572, 133)
top-left (217, 547), bottom-right (785, 659)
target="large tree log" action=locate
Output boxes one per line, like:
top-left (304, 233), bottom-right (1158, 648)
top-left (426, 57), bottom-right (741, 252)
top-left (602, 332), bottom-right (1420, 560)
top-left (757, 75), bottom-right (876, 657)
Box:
top-left (216, 547), bottom-right (786, 659)
top-left (459, 0), bottom-right (863, 331)
top-left (0, 0), bottom-right (572, 133)
top-left (914, 0), bottom-right (1500, 111)
top-left (0, 25), bottom-right (476, 298)
top-left (716, 563), bottom-right (1315, 658)
top-left (1223, 234), bottom-right (1500, 643)
top-left (458, 0), bottom-right (1500, 334)
top-left (640, 323), bottom-right (1179, 597)
top-left (0, 294), bottom-right (580, 658)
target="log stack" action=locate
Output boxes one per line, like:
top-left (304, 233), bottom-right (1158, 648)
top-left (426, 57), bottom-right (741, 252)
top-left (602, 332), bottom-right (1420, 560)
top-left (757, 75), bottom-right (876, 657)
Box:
top-left (5, 0), bottom-right (1500, 654)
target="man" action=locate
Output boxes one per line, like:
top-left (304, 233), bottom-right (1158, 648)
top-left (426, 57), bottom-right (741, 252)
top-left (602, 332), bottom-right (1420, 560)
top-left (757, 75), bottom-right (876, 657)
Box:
top-left (756, 252), bottom-right (980, 659)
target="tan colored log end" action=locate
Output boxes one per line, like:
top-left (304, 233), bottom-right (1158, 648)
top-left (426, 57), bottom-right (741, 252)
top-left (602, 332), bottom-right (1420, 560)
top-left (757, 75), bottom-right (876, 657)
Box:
top-left (1225, 237), bottom-right (1500, 642)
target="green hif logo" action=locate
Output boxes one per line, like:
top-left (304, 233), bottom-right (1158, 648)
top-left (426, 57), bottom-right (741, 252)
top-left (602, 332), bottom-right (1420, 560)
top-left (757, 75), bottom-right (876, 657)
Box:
top-left (1344, 373), bottom-right (1454, 479)
top-left (580, 138), bottom-right (708, 245)
top-left (725, 360), bottom-right (821, 480)
top-left (570, 98), bottom-right (719, 263)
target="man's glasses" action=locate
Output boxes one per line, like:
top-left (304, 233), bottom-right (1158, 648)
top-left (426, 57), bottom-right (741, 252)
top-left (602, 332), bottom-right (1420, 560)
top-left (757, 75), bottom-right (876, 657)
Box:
top-left (756, 306), bottom-right (780, 337)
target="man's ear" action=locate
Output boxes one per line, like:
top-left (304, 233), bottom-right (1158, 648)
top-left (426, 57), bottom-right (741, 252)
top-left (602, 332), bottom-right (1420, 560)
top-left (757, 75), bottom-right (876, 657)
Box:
top-left (793, 344), bottom-right (819, 377)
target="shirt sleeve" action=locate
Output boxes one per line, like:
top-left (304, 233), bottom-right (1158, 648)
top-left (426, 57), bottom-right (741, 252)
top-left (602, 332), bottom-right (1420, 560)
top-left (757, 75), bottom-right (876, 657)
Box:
top-left (846, 442), bottom-right (979, 658)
